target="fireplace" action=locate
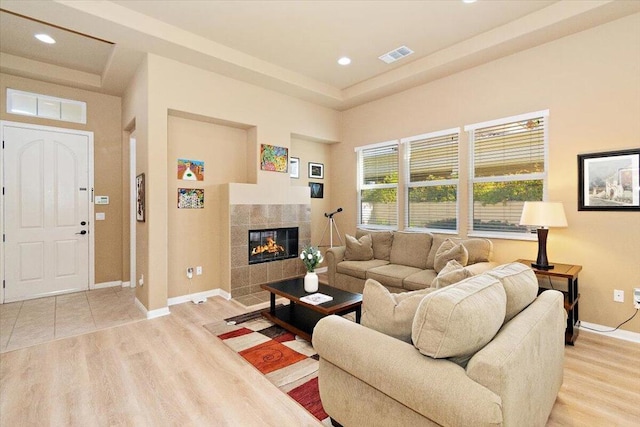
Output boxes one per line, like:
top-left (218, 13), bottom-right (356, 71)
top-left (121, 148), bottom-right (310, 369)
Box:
top-left (248, 227), bottom-right (299, 265)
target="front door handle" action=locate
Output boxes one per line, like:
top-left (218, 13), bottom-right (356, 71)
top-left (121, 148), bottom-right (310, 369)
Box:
top-left (76, 230), bottom-right (87, 235)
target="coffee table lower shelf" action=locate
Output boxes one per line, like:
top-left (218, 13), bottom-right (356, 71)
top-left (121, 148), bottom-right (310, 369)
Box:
top-left (263, 304), bottom-right (326, 342)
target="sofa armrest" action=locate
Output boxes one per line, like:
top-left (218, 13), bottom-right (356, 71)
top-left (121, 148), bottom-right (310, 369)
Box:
top-left (325, 246), bottom-right (346, 284)
top-left (466, 290), bottom-right (565, 426)
top-left (313, 316), bottom-right (502, 426)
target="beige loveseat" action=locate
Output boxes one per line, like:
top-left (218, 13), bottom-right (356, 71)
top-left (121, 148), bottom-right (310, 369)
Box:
top-left (326, 229), bottom-right (497, 294)
top-left (313, 263), bottom-right (566, 427)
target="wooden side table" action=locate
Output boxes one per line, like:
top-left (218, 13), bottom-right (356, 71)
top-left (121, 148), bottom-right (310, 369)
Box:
top-left (516, 259), bottom-right (582, 345)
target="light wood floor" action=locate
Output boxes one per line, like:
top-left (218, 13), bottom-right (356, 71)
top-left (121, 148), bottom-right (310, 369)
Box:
top-left (1, 296), bottom-right (638, 426)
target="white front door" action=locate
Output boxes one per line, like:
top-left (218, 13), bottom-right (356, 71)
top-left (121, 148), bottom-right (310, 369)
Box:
top-left (2, 122), bottom-right (93, 302)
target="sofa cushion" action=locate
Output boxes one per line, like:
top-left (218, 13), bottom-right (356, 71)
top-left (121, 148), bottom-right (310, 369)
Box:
top-left (434, 239), bottom-right (469, 273)
top-left (485, 262), bottom-right (539, 322)
top-left (403, 269), bottom-right (438, 291)
top-left (337, 259), bottom-right (389, 280)
top-left (366, 264), bottom-right (423, 289)
top-left (390, 232), bottom-right (432, 269)
top-left (344, 234), bottom-right (374, 261)
top-left (356, 229), bottom-right (394, 261)
top-left (412, 274), bottom-right (506, 366)
top-left (361, 279), bottom-right (435, 343)
top-left (427, 235), bottom-right (493, 269)
top-left (431, 260), bottom-right (473, 289)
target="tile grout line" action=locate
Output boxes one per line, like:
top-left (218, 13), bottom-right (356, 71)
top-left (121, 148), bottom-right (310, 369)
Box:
top-left (3, 301), bottom-right (24, 351)
top-left (85, 290), bottom-right (98, 330)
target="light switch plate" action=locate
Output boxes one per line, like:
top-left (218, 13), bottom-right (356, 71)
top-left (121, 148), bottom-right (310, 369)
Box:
top-left (96, 212), bottom-right (105, 220)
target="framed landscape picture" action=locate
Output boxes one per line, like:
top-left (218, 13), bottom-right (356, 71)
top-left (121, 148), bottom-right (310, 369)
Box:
top-left (578, 148), bottom-right (640, 211)
top-left (308, 162), bottom-right (324, 179)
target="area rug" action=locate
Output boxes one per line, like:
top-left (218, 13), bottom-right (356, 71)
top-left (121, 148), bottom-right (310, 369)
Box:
top-left (204, 307), bottom-right (329, 423)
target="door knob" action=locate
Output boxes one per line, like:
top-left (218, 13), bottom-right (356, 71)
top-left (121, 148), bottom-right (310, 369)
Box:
top-left (81, 221), bottom-right (87, 226)
top-left (76, 230), bottom-right (87, 235)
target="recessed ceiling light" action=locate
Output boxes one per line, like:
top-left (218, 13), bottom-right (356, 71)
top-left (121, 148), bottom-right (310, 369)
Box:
top-left (35, 34), bottom-right (56, 44)
top-left (337, 57), bottom-right (351, 66)
top-left (462, 0), bottom-right (477, 4)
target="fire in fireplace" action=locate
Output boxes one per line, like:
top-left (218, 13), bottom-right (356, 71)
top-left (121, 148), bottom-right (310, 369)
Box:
top-left (248, 227), bottom-right (299, 264)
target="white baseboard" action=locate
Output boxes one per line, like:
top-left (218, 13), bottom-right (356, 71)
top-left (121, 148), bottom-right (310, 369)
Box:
top-left (134, 297), bottom-right (171, 319)
top-left (315, 266), bottom-right (328, 274)
top-left (122, 281), bottom-right (131, 288)
top-left (167, 288), bottom-right (231, 306)
top-left (579, 321), bottom-right (640, 344)
top-left (93, 280), bottom-right (122, 289)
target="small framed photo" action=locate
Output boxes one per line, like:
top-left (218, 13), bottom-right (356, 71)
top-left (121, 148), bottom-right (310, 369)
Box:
top-left (309, 162), bottom-right (324, 179)
top-left (136, 173), bottom-right (145, 222)
top-left (309, 182), bottom-right (324, 199)
top-left (578, 148), bottom-right (640, 211)
top-left (289, 157), bottom-right (300, 179)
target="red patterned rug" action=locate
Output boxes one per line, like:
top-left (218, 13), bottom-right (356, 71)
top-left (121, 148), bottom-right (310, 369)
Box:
top-left (204, 307), bottom-right (329, 423)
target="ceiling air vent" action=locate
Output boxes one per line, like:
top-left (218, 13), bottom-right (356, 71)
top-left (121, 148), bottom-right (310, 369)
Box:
top-left (378, 45), bottom-right (414, 64)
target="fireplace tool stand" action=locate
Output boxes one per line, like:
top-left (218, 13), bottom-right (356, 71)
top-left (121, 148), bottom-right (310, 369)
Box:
top-left (319, 208), bottom-right (343, 248)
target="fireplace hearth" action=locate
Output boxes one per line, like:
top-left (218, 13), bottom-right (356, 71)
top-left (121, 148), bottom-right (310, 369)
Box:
top-left (248, 227), bottom-right (298, 265)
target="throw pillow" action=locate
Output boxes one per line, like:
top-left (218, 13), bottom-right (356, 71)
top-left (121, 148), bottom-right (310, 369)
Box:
top-left (344, 233), bottom-right (374, 261)
top-left (434, 239), bottom-right (469, 273)
top-left (431, 260), bottom-right (473, 289)
top-left (356, 229), bottom-right (394, 261)
top-left (484, 262), bottom-right (539, 323)
top-left (411, 274), bottom-right (506, 367)
top-left (361, 279), bottom-right (435, 343)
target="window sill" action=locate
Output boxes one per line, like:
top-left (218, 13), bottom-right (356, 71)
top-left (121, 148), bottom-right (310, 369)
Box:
top-left (468, 231), bottom-right (538, 242)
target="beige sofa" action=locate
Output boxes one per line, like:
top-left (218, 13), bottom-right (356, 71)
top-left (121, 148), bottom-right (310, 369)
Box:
top-left (313, 263), bottom-right (566, 427)
top-left (326, 229), bottom-right (497, 294)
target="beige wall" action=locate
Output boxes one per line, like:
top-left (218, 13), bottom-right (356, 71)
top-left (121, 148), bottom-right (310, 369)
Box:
top-left (122, 58), bottom-right (150, 308)
top-left (167, 114), bottom-right (249, 298)
top-left (123, 54), bottom-right (340, 309)
top-left (0, 73), bottom-right (124, 286)
top-left (290, 136), bottom-right (334, 251)
top-left (333, 14), bottom-right (640, 333)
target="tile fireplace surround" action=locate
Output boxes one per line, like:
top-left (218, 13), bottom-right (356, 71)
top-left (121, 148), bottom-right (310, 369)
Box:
top-left (230, 203), bottom-right (311, 302)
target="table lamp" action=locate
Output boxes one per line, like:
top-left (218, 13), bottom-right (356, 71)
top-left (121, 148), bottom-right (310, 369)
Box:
top-left (519, 201), bottom-right (568, 270)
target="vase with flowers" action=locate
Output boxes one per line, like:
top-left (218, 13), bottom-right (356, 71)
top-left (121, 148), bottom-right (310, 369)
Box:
top-left (300, 245), bottom-right (323, 293)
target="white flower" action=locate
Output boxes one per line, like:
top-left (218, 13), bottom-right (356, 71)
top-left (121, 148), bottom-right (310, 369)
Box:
top-left (299, 253), bottom-right (305, 259)
top-left (307, 253), bottom-right (313, 260)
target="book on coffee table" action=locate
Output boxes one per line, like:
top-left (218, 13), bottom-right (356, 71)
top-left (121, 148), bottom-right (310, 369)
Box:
top-left (300, 293), bottom-right (333, 305)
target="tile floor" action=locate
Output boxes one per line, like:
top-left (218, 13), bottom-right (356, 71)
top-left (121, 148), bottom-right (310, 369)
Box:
top-left (0, 286), bottom-right (145, 353)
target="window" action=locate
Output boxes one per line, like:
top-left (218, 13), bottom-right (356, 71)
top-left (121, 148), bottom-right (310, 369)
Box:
top-left (356, 141), bottom-right (399, 228)
top-left (466, 110), bottom-right (548, 237)
top-left (404, 128), bottom-right (460, 232)
top-left (6, 89), bottom-right (87, 124)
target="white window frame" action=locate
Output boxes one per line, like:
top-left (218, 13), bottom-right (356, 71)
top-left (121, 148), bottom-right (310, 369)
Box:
top-left (355, 140), bottom-right (399, 230)
top-left (6, 88), bottom-right (87, 124)
top-left (465, 110), bottom-right (549, 240)
top-left (402, 127), bottom-right (460, 234)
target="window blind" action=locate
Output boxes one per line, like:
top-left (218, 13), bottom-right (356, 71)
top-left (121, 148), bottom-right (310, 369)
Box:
top-left (358, 143), bottom-right (398, 227)
top-left (468, 112), bottom-right (547, 235)
top-left (406, 131), bottom-right (459, 231)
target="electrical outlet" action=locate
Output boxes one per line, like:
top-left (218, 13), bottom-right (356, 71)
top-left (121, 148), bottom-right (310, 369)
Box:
top-left (613, 289), bottom-right (624, 303)
top-left (186, 267), bottom-right (193, 279)
top-left (634, 287), bottom-right (640, 309)
top-left (196, 266), bottom-right (202, 275)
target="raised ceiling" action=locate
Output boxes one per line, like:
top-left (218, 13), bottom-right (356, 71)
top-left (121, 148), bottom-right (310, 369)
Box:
top-left (1, 0), bottom-right (639, 110)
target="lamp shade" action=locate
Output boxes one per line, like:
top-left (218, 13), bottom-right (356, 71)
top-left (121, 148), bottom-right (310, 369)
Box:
top-left (519, 202), bottom-right (568, 228)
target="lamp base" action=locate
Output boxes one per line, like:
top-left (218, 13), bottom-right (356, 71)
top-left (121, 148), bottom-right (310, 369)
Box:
top-left (531, 262), bottom-right (554, 270)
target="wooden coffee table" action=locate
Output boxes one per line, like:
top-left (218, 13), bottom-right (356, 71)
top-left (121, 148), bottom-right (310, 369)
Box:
top-left (261, 278), bottom-right (362, 342)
